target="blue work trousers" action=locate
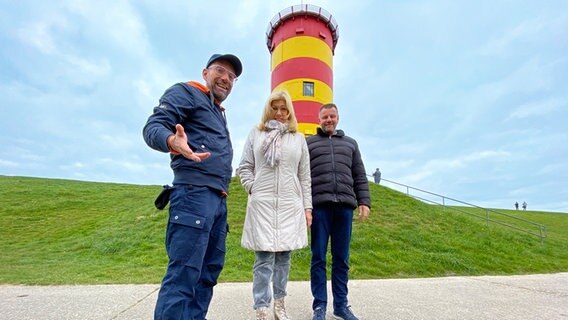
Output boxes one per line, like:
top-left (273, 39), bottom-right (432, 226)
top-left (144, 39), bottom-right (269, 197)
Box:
top-left (154, 185), bottom-right (228, 320)
top-left (310, 204), bottom-right (353, 312)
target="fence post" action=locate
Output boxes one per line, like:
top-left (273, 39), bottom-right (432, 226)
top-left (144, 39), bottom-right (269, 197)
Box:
top-left (485, 209), bottom-right (489, 227)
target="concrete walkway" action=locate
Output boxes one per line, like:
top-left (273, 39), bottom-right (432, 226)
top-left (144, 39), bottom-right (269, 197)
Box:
top-left (1, 273), bottom-right (567, 319)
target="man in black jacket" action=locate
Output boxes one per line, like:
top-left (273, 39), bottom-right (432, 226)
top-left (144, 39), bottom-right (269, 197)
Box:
top-left (306, 103), bottom-right (371, 320)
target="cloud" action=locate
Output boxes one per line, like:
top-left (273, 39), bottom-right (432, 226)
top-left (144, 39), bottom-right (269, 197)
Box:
top-left (508, 185), bottom-right (536, 197)
top-left (57, 155), bottom-right (170, 184)
top-left (446, 57), bottom-right (558, 140)
top-left (65, 55), bottom-right (112, 78)
top-left (536, 163), bottom-right (567, 175)
top-left (15, 14), bottom-right (66, 54)
top-left (393, 150), bottom-right (511, 187)
top-left (428, 150), bottom-right (510, 170)
top-left (1, 1), bottom-right (567, 212)
top-left (462, 150), bottom-right (511, 162)
top-left (0, 159), bottom-right (19, 167)
top-left (478, 16), bottom-right (548, 57)
top-left (9, 1), bottom-right (156, 97)
top-left (65, 1), bottom-right (150, 53)
top-left (505, 97), bottom-right (565, 121)
top-left (399, 170), bottom-right (434, 186)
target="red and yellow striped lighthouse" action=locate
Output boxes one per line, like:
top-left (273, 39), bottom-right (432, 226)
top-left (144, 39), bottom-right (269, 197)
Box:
top-left (266, 4), bottom-right (339, 136)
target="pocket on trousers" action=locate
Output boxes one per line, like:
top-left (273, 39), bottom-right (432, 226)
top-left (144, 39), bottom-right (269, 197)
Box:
top-left (169, 185), bottom-right (209, 229)
top-left (169, 213), bottom-right (207, 229)
top-left (212, 226), bottom-right (228, 253)
top-left (166, 185), bottom-right (210, 265)
top-left (166, 215), bottom-right (208, 269)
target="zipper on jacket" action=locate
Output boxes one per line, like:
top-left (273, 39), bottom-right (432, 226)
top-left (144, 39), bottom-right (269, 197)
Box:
top-left (329, 135), bottom-right (339, 202)
top-left (275, 163), bottom-right (280, 248)
top-left (209, 91), bottom-right (230, 134)
top-left (208, 91), bottom-right (233, 189)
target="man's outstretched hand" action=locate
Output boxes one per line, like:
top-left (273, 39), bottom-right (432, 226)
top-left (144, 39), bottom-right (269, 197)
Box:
top-left (167, 124), bottom-right (211, 162)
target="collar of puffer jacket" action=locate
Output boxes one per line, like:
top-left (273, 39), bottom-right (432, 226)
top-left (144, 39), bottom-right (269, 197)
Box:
top-left (316, 127), bottom-right (345, 137)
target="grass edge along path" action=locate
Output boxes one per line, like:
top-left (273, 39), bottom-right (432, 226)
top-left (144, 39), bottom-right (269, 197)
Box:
top-left (1, 175), bottom-right (567, 285)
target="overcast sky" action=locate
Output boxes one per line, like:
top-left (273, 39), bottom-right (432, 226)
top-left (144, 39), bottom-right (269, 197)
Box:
top-left (1, 0), bottom-right (567, 212)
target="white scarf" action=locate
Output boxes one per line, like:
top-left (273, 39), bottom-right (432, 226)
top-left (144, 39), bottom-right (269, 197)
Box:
top-left (261, 120), bottom-right (289, 167)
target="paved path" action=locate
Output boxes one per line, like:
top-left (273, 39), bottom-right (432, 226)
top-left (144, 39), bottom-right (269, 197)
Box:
top-left (1, 273), bottom-right (567, 319)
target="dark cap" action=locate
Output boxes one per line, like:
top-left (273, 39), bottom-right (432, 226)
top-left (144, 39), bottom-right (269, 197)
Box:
top-left (206, 54), bottom-right (242, 77)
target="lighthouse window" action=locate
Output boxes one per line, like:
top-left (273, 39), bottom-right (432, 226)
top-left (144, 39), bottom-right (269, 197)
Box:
top-left (303, 81), bottom-right (314, 97)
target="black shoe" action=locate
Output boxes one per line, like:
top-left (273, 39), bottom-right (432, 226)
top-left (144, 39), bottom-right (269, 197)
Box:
top-left (333, 305), bottom-right (359, 320)
top-left (313, 306), bottom-right (326, 320)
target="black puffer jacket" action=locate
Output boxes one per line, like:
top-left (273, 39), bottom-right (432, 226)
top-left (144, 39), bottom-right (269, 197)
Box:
top-left (306, 127), bottom-right (371, 209)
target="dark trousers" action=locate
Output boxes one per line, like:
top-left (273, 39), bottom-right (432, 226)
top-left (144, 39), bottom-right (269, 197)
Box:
top-left (154, 185), bottom-right (228, 320)
top-left (310, 204), bottom-right (353, 312)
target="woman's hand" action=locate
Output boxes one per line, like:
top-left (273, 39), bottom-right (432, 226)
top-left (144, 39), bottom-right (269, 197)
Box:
top-left (305, 209), bottom-right (313, 228)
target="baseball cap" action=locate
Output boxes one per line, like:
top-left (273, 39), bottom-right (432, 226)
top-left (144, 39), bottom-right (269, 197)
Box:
top-left (206, 54), bottom-right (243, 77)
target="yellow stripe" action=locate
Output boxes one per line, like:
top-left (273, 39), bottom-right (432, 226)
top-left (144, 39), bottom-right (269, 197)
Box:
top-left (271, 36), bottom-right (333, 71)
top-left (298, 123), bottom-right (320, 136)
top-left (273, 79), bottom-right (332, 104)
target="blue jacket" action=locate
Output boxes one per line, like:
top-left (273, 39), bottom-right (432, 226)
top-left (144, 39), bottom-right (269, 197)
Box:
top-left (306, 127), bottom-right (371, 209)
top-left (143, 81), bottom-right (233, 192)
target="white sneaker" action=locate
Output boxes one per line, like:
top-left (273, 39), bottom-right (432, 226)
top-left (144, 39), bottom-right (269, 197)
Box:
top-left (274, 298), bottom-right (290, 320)
top-left (256, 307), bottom-right (269, 320)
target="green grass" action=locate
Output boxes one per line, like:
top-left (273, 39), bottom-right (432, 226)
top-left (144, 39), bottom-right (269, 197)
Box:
top-left (1, 175), bottom-right (567, 285)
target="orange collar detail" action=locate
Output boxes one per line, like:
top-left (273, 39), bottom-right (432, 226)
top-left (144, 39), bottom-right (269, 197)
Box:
top-left (186, 81), bottom-right (225, 111)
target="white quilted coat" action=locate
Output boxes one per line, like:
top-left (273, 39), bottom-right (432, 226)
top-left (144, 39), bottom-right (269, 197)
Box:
top-left (236, 128), bottom-right (312, 251)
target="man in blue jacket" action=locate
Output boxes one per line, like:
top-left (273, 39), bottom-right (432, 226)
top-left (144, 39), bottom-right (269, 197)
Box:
top-left (143, 53), bottom-right (242, 320)
top-left (307, 103), bottom-right (371, 320)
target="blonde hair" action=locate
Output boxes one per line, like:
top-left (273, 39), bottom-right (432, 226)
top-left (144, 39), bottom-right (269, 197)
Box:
top-left (257, 90), bottom-right (298, 132)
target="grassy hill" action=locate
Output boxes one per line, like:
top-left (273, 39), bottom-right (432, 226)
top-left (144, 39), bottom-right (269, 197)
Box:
top-left (0, 175), bottom-right (566, 285)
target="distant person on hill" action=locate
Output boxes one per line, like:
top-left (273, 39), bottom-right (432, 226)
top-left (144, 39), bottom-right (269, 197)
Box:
top-left (522, 201), bottom-right (527, 211)
top-left (143, 53), bottom-right (242, 320)
top-left (236, 90), bottom-right (312, 320)
top-left (372, 168), bottom-right (381, 184)
top-left (515, 202), bottom-right (519, 210)
top-left (306, 103), bottom-right (371, 320)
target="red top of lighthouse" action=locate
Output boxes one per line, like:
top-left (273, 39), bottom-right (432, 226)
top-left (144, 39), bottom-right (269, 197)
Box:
top-left (266, 4), bottom-right (339, 52)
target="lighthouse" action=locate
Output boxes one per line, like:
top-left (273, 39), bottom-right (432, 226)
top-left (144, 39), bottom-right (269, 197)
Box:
top-left (266, 4), bottom-right (339, 136)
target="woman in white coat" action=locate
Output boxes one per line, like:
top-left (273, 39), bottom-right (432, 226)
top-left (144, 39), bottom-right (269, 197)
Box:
top-left (237, 90), bottom-right (312, 320)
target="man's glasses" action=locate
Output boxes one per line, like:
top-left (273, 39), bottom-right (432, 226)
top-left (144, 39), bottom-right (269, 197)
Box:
top-left (208, 65), bottom-right (238, 83)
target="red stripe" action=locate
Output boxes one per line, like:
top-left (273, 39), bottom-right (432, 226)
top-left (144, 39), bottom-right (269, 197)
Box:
top-left (293, 100), bottom-right (322, 123)
top-left (269, 18), bottom-right (335, 51)
top-left (271, 57), bottom-right (333, 89)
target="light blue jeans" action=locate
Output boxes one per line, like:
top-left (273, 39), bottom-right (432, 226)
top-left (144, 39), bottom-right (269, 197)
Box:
top-left (253, 251), bottom-right (291, 309)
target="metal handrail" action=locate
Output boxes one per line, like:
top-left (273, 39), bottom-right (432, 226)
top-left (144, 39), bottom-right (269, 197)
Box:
top-left (374, 177), bottom-right (547, 243)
